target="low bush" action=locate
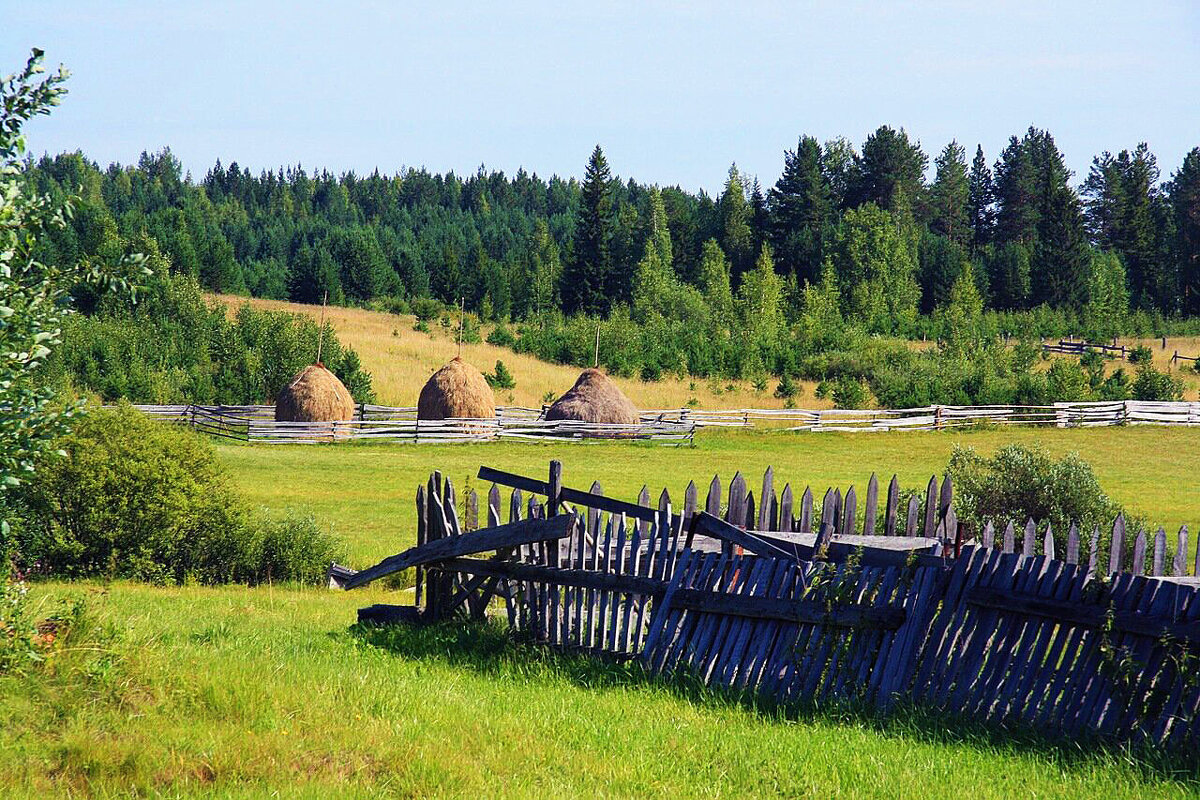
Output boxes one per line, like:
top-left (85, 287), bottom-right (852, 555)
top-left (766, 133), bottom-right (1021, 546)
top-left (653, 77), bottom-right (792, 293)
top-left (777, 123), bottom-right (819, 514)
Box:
top-left (486, 323), bottom-right (517, 347)
top-left (485, 360), bottom-right (516, 390)
top-left (10, 404), bottom-right (342, 585)
top-left (1132, 365), bottom-right (1184, 401)
top-left (949, 444), bottom-right (1127, 554)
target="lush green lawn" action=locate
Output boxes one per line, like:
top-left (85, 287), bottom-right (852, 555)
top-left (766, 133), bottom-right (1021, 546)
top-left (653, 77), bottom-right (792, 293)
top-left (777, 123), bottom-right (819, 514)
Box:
top-left (2, 580), bottom-right (1195, 798)
top-left (217, 425), bottom-right (1200, 567)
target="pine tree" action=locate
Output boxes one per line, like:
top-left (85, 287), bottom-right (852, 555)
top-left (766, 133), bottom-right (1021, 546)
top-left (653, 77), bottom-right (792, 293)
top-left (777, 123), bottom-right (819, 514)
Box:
top-left (1173, 148), bottom-right (1200, 314)
top-left (849, 125), bottom-right (928, 213)
top-left (967, 145), bottom-right (994, 249)
top-left (768, 136), bottom-right (831, 284)
top-left (748, 177), bottom-right (768, 254)
top-left (562, 145), bottom-right (613, 314)
top-left (993, 133), bottom-right (1040, 247)
top-left (930, 141), bottom-right (970, 247)
top-left (720, 164), bottom-right (754, 281)
top-left (1033, 180), bottom-right (1090, 307)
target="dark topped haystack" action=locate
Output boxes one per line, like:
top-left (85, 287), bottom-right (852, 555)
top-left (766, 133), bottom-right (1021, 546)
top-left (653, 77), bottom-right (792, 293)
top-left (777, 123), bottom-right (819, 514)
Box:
top-left (545, 368), bottom-right (639, 425)
top-left (275, 364), bottom-right (356, 422)
top-left (417, 357), bottom-right (496, 420)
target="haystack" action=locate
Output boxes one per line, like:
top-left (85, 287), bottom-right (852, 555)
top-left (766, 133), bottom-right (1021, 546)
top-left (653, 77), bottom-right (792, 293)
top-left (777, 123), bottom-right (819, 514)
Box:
top-left (275, 364), bottom-right (356, 422)
top-left (417, 357), bottom-right (496, 420)
top-left (545, 368), bottom-right (639, 425)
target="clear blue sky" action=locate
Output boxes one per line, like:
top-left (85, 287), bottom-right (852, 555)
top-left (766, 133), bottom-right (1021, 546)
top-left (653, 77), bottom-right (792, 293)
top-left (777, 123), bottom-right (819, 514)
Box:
top-left (5, 1), bottom-right (1198, 194)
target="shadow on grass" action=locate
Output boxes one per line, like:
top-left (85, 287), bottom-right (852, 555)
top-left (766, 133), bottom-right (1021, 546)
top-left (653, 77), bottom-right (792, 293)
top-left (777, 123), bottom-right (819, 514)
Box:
top-left (349, 616), bottom-right (1200, 786)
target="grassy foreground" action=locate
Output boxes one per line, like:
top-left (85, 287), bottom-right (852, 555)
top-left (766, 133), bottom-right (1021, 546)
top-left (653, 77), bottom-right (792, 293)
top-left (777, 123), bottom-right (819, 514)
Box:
top-left (218, 425), bottom-right (1200, 567)
top-left (2, 580), bottom-right (1195, 799)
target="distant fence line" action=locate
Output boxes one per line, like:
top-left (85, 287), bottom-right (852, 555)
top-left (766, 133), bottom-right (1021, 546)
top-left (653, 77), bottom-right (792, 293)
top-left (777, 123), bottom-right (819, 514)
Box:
top-left (131, 399), bottom-right (1200, 443)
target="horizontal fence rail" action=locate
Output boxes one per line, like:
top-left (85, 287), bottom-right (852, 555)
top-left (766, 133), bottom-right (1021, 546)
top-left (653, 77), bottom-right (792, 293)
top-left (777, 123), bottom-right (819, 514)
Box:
top-left (134, 399), bottom-right (1200, 442)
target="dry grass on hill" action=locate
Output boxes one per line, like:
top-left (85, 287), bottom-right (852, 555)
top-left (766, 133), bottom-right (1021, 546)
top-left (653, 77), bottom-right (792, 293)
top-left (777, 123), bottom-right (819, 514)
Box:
top-left (209, 295), bottom-right (825, 410)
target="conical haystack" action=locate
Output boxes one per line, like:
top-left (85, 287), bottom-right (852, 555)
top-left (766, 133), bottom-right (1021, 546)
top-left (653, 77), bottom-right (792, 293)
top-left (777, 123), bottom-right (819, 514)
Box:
top-left (545, 368), bottom-right (639, 425)
top-left (417, 357), bottom-right (496, 420)
top-left (275, 364), bottom-right (356, 422)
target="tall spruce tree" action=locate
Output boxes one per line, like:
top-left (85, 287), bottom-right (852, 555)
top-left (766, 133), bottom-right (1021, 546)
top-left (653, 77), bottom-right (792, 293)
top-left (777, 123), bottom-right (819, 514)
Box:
top-left (768, 136), bottom-right (831, 285)
top-left (1173, 148), bottom-right (1200, 314)
top-left (929, 141), bottom-right (970, 246)
top-left (562, 145), bottom-right (613, 314)
top-left (967, 145), bottom-right (994, 249)
top-left (849, 125), bottom-right (928, 213)
top-left (719, 164), bottom-right (754, 282)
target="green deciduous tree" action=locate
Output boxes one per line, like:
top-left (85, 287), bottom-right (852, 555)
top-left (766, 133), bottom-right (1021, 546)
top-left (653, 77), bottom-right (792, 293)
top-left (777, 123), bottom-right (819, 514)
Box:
top-left (833, 203), bottom-right (920, 332)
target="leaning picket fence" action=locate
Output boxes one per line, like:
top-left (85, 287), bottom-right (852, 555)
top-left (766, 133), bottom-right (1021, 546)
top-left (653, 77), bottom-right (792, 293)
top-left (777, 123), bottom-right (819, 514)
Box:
top-left (340, 460), bottom-right (1200, 748)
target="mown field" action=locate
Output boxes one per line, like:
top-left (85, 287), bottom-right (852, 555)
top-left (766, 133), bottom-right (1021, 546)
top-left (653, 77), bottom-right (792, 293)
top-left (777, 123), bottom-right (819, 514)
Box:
top-left (6, 425), bottom-right (1200, 797)
top-left (218, 425), bottom-right (1200, 567)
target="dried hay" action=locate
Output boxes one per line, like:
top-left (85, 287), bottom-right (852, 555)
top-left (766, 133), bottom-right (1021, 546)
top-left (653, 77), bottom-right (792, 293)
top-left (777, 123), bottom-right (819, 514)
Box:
top-left (545, 368), bottom-right (639, 425)
top-left (275, 363), bottom-right (356, 422)
top-left (417, 357), bottom-right (496, 420)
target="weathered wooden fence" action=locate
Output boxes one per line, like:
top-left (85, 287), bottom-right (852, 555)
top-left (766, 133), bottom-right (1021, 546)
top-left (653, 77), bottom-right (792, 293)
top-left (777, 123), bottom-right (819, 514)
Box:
top-left (342, 460), bottom-right (1200, 747)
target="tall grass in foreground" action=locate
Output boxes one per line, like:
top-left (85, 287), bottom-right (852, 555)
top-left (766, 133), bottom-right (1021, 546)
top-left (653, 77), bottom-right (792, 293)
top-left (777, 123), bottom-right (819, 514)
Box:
top-left (1, 581), bottom-right (1196, 798)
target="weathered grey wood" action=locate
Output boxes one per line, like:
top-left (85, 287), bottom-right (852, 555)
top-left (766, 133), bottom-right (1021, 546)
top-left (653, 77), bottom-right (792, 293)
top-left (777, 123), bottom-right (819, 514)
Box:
top-left (1087, 526), bottom-right (1101, 575)
top-left (1152, 527), bottom-right (1167, 576)
top-left (1110, 514), bottom-right (1125, 574)
top-left (705, 475), bottom-right (722, 517)
top-left (745, 491), bottom-right (756, 532)
top-left (638, 485), bottom-right (652, 537)
top-left (885, 475), bottom-right (900, 537)
top-left (588, 481), bottom-right (603, 545)
top-left (547, 460), bottom-right (563, 517)
top-left (1022, 518), bottom-right (1036, 558)
top-left (1043, 523), bottom-right (1055, 561)
top-left (800, 487), bottom-right (813, 533)
top-left (832, 489), bottom-right (843, 535)
top-left (982, 520), bottom-right (995, 549)
top-left (939, 473), bottom-right (953, 520)
top-left (509, 487), bottom-right (523, 523)
top-left (434, 555), bottom-right (666, 597)
top-left (843, 486), bottom-right (857, 536)
top-left (414, 484), bottom-right (427, 611)
top-left (864, 473), bottom-right (879, 537)
top-left (691, 512), bottom-right (797, 560)
top-left (1177, 526), bottom-right (1191, 577)
top-left (727, 472), bottom-right (747, 525)
top-left (683, 480), bottom-right (698, 524)
top-left (1002, 521), bottom-right (1015, 552)
top-left (488, 484), bottom-right (501, 528)
top-left (669, 588), bottom-right (906, 629)
top-left (779, 484), bottom-right (794, 534)
top-left (905, 495), bottom-right (919, 537)
top-left (1066, 523), bottom-right (1079, 564)
top-left (345, 514), bottom-right (575, 589)
top-left (759, 466), bottom-right (774, 531)
top-left (443, 477), bottom-right (461, 537)
top-left (922, 476), bottom-right (938, 537)
top-left (1132, 528), bottom-right (1148, 574)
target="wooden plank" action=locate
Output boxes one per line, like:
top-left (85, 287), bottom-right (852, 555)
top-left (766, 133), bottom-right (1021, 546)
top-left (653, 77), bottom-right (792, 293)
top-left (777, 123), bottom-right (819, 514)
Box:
top-left (345, 514), bottom-right (575, 589)
top-left (1043, 523), bottom-right (1055, 561)
top-left (885, 475), bottom-right (899, 537)
top-left (1066, 523), bottom-right (1079, 564)
top-left (779, 484), bottom-right (794, 534)
top-left (547, 459), bottom-right (563, 517)
top-left (800, 487), bottom-right (813, 533)
top-left (922, 476), bottom-right (938, 538)
top-left (1153, 527), bottom-right (1167, 576)
top-left (690, 513), bottom-right (797, 560)
top-left (465, 489), bottom-right (478, 532)
top-left (939, 473), bottom-right (953, 521)
top-left (638, 485), bottom-right (652, 538)
top-left (1022, 518), bottom-right (1036, 558)
top-left (1002, 521), bottom-right (1015, 553)
top-left (1132, 528), bottom-right (1148, 574)
top-left (683, 480), bottom-right (698, 525)
top-left (487, 484), bottom-right (501, 527)
top-left (864, 473), bottom-right (879, 537)
top-left (759, 466), bottom-right (774, 531)
top-left (1110, 514), bottom-right (1126, 574)
top-left (1176, 526), bottom-right (1190, 577)
top-left (843, 486), bottom-right (857, 536)
top-left (745, 492), bottom-right (756, 532)
top-left (1087, 526), bottom-right (1101, 576)
top-left (705, 475), bottom-right (722, 517)
top-left (479, 465), bottom-right (547, 496)
top-left (905, 495), bottom-right (919, 537)
top-left (982, 521), bottom-right (994, 549)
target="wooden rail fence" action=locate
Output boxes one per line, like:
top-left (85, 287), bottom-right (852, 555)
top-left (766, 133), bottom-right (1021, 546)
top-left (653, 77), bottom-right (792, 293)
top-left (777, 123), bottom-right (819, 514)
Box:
top-left (341, 460), bottom-right (1200, 748)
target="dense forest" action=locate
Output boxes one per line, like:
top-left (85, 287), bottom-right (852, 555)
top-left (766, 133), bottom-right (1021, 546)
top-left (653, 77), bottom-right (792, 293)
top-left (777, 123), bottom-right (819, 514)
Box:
top-left (30, 126), bottom-right (1200, 405)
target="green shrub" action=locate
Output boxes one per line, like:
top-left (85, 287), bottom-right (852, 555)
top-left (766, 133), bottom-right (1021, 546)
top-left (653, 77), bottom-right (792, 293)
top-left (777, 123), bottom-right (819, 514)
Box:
top-left (1132, 365), bottom-right (1183, 401)
top-left (13, 404), bottom-right (342, 585)
top-left (410, 296), bottom-right (443, 321)
top-left (486, 323), bottom-right (517, 348)
top-left (485, 360), bottom-right (516, 390)
top-left (832, 377), bottom-right (868, 409)
top-left (774, 374), bottom-right (799, 400)
top-left (1128, 345), bottom-right (1153, 365)
top-left (948, 444), bottom-right (1126, 555)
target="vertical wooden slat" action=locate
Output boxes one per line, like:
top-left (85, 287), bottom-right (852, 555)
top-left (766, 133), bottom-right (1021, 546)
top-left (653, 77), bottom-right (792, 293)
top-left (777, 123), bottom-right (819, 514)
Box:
top-left (1087, 526), bottom-right (1101, 576)
top-left (1066, 523), bottom-right (1079, 564)
top-left (1152, 527), bottom-right (1167, 577)
top-left (905, 495), bottom-right (919, 536)
top-left (922, 476), bottom-right (938, 538)
top-left (547, 460), bottom-right (563, 517)
top-left (465, 489), bottom-right (478, 532)
top-left (705, 475), bottom-right (722, 517)
top-left (727, 472), bottom-right (747, 526)
top-left (1022, 518), bottom-right (1036, 558)
top-left (758, 466), bottom-right (774, 531)
top-left (939, 473), bottom-right (953, 522)
top-left (1043, 523), bottom-right (1055, 561)
top-left (863, 473), bottom-right (879, 537)
top-left (745, 491), bottom-right (756, 531)
top-left (779, 484), bottom-right (794, 533)
top-left (683, 480), bottom-right (698, 527)
top-left (414, 484), bottom-right (427, 612)
top-left (638, 485), bottom-right (651, 538)
top-left (982, 520), bottom-right (995, 549)
top-left (1002, 521), bottom-right (1015, 552)
top-left (843, 486), bottom-right (857, 536)
top-left (1177, 525), bottom-right (1190, 577)
top-left (800, 487), bottom-right (813, 533)
top-left (832, 489), bottom-right (842, 535)
top-left (885, 475), bottom-right (899, 537)
top-left (487, 484), bottom-right (501, 527)
top-left (1132, 528), bottom-right (1148, 574)
top-left (1110, 514), bottom-right (1125, 574)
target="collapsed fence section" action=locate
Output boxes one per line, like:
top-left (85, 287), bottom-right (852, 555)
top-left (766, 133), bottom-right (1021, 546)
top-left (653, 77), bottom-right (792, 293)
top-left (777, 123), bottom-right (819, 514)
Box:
top-left (343, 459), bottom-right (1200, 748)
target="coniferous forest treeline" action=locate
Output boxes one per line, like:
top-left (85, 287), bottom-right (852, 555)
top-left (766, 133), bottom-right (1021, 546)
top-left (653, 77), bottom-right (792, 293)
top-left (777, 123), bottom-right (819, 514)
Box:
top-left (32, 125), bottom-right (1200, 406)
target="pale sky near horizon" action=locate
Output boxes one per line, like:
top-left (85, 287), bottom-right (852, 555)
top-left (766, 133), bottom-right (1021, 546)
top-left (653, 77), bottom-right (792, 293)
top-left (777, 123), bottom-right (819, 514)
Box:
top-left (5, 1), bottom-right (1199, 194)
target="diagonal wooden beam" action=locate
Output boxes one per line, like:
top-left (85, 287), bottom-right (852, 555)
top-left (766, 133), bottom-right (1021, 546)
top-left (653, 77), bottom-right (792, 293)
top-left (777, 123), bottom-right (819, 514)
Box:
top-left (344, 514), bottom-right (575, 589)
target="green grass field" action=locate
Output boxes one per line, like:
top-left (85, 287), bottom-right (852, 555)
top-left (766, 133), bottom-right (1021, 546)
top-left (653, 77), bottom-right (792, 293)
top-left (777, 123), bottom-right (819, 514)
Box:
top-left (6, 425), bottom-right (1200, 797)
top-left (216, 426), bottom-right (1200, 567)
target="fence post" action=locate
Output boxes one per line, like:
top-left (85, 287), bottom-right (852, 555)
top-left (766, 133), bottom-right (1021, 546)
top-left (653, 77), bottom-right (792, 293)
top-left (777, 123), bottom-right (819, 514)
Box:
top-left (547, 460), bottom-right (563, 517)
